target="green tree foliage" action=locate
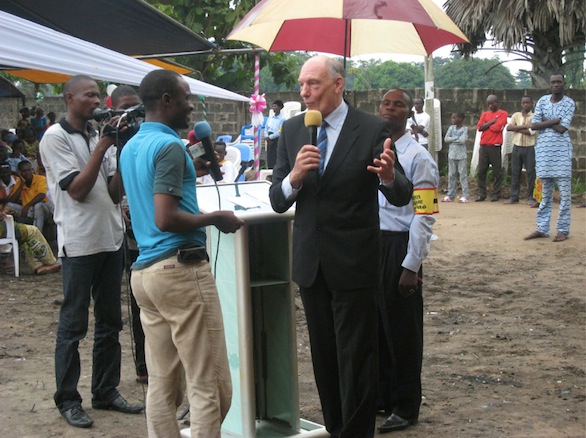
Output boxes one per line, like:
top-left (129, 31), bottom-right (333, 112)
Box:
top-left (0, 72), bottom-right (62, 97)
top-left (348, 60), bottom-right (424, 90)
top-left (515, 71), bottom-right (532, 89)
top-left (435, 58), bottom-right (516, 88)
top-left (260, 55), bottom-right (520, 92)
top-left (260, 54), bottom-right (309, 92)
top-left (444, 0), bottom-right (586, 88)
top-left (146, 0), bottom-right (299, 93)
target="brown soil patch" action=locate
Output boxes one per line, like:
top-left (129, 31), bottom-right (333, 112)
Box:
top-left (1, 200), bottom-right (584, 437)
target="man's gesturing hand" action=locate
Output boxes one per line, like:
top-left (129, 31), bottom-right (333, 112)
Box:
top-left (367, 138), bottom-right (396, 184)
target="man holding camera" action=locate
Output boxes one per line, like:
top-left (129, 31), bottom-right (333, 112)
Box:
top-left (40, 75), bottom-right (144, 429)
top-left (120, 69), bottom-right (244, 438)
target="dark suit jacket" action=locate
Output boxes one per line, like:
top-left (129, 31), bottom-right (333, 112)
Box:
top-left (269, 105), bottom-right (413, 290)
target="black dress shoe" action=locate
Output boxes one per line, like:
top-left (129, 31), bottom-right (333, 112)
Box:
top-left (61, 405), bottom-right (93, 428)
top-left (490, 195), bottom-right (500, 202)
top-left (378, 413), bottom-right (416, 433)
top-left (475, 196), bottom-right (486, 202)
top-left (93, 395), bottom-right (144, 414)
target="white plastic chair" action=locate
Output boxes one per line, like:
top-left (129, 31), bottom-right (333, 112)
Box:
top-left (283, 101), bottom-right (302, 119)
top-left (225, 145), bottom-right (242, 175)
top-left (0, 214), bottom-right (20, 277)
top-left (259, 169), bottom-right (273, 181)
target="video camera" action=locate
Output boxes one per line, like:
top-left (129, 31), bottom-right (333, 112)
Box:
top-left (92, 104), bottom-right (145, 143)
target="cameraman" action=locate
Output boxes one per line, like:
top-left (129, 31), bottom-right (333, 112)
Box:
top-left (40, 75), bottom-right (143, 429)
top-left (120, 70), bottom-right (244, 438)
top-left (111, 85), bottom-right (140, 112)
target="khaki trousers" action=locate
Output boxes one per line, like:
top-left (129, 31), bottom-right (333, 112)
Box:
top-left (131, 256), bottom-right (232, 438)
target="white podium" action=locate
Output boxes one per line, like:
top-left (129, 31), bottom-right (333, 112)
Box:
top-left (181, 181), bottom-right (327, 438)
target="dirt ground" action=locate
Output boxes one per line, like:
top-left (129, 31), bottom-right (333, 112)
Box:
top-left (0, 198), bottom-right (584, 438)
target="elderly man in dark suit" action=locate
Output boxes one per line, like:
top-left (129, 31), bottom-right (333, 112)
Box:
top-left (269, 55), bottom-right (412, 438)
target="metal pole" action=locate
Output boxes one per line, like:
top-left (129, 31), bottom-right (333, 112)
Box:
top-left (424, 55), bottom-right (439, 161)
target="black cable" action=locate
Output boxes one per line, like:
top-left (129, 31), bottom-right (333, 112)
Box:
top-left (201, 162), bottom-right (222, 278)
top-left (111, 123), bottom-right (148, 409)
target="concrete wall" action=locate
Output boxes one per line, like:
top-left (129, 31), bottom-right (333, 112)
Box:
top-left (2, 87), bottom-right (584, 179)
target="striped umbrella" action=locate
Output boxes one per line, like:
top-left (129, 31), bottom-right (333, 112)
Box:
top-left (227, 0), bottom-right (468, 63)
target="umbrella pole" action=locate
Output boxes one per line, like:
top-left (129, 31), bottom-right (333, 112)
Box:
top-left (343, 19), bottom-right (349, 69)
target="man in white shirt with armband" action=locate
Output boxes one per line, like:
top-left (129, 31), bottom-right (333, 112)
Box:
top-left (377, 89), bottom-right (439, 434)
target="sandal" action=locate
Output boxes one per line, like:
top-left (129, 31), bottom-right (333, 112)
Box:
top-left (36, 264), bottom-right (61, 275)
top-left (553, 232), bottom-right (568, 242)
top-left (524, 230), bottom-right (548, 240)
top-left (442, 196), bottom-right (453, 202)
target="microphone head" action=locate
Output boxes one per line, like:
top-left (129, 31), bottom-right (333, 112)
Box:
top-left (304, 110), bottom-right (322, 128)
top-left (194, 121), bottom-right (212, 139)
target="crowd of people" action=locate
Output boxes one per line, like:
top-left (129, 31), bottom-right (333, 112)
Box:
top-left (0, 62), bottom-right (578, 438)
top-left (0, 104), bottom-right (61, 275)
top-left (435, 73), bottom-right (576, 243)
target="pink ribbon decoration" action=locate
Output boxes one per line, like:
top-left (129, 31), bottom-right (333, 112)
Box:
top-left (249, 93), bottom-right (266, 127)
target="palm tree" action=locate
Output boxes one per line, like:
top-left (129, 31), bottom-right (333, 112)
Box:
top-left (444, 0), bottom-right (586, 87)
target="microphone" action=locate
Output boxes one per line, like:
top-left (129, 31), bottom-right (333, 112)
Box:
top-left (193, 121), bottom-right (223, 182)
top-left (92, 108), bottom-right (124, 122)
top-left (304, 110), bottom-right (322, 145)
top-left (233, 159), bottom-right (253, 197)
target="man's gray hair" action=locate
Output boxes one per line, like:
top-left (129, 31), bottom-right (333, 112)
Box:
top-left (325, 57), bottom-right (346, 81)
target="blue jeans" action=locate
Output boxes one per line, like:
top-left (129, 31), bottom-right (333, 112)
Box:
top-left (54, 247), bottom-right (124, 412)
top-left (536, 177), bottom-right (572, 236)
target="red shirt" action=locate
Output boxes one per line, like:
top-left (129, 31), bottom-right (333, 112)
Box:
top-left (477, 109), bottom-right (508, 146)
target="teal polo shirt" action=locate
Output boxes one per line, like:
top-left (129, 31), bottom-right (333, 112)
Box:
top-left (120, 122), bottom-right (205, 269)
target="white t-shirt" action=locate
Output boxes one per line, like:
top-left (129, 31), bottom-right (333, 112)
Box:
top-left (40, 121), bottom-right (123, 257)
top-left (408, 111), bottom-right (431, 146)
top-left (198, 160), bottom-right (238, 184)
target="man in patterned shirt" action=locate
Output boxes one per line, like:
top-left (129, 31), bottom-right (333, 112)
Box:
top-left (525, 74), bottom-right (575, 242)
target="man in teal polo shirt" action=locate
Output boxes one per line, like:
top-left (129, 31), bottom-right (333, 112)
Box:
top-left (120, 69), bottom-right (243, 438)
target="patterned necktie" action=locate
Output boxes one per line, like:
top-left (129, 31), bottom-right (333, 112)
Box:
top-left (317, 121), bottom-right (328, 176)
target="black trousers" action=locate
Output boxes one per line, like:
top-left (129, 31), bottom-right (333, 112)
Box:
top-left (477, 144), bottom-right (503, 197)
top-left (126, 246), bottom-right (147, 377)
top-left (510, 145), bottom-right (536, 201)
top-left (377, 232), bottom-right (423, 421)
top-left (300, 267), bottom-right (378, 438)
top-left (266, 138), bottom-right (277, 169)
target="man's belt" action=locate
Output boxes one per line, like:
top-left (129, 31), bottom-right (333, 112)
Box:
top-left (381, 230), bottom-right (409, 236)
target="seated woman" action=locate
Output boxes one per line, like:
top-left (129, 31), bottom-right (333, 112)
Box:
top-left (1, 208), bottom-right (60, 275)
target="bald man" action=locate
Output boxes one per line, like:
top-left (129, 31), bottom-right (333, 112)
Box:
top-left (270, 56), bottom-right (412, 437)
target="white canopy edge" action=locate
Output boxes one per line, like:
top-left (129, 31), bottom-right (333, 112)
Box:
top-left (0, 10), bottom-right (248, 102)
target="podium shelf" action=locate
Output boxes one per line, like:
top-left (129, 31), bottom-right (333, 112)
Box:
top-left (250, 279), bottom-right (291, 288)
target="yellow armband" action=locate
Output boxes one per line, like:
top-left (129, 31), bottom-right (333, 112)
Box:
top-left (412, 188), bottom-right (439, 214)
